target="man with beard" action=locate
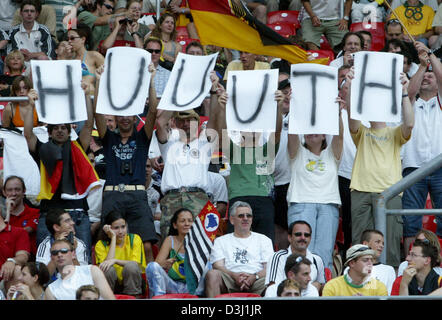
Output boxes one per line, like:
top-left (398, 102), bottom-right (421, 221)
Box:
top-left (322, 244), bottom-right (388, 296)
top-left (264, 220), bottom-right (325, 296)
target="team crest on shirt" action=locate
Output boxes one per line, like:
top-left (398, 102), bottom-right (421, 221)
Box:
top-left (190, 148), bottom-right (200, 159)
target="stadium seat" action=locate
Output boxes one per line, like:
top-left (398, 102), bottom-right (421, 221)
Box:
top-left (176, 26), bottom-right (189, 39)
top-left (115, 294), bottom-right (136, 299)
top-left (422, 215), bottom-right (437, 233)
top-left (266, 23), bottom-right (296, 37)
top-left (324, 267), bottom-right (332, 282)
top-left (350, 22), bottom-right (385, 52)
top-left (215, 292), bottom-right (261, 298)
top-left (319, 35), bottom-right (333, 51)
top-left (178, 38), bottom-right (200, 52)
top-left (267, 10), bottom-right (301, 29)
top-left (152, 293), bottom-right (199, 299)
top-left (307, 50), bottom-right (335, 65)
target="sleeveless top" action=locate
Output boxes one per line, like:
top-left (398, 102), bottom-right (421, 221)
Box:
top-left (11, 104), bottom-right (39, 127)
top-left (167, 236), bottom-right (186, 282)
top-left (162, 41), bottom-right (177, 59)
top-left (81, 51), bottom-right (95, 77)
top-left (48, 265), bottom-right (94, 300)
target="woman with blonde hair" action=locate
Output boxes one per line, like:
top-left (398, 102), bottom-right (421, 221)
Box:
top-left (149, 12), bottom-right (182, 63)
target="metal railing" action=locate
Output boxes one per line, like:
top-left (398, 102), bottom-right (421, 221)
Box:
top-left (374, 153), bottom-right (442, 264)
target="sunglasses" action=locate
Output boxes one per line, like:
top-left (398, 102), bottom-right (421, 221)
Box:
top-left (103, 3), bottom-right (114, 10)
top-left (237, 213), bottom-right (253, 219)
top-left (294, 232), bottom-right (311, 238)
top-left (146, 49), bottom-right (161, 54)
top-left (387, 19), bottom-right (401, 25)
top-left (50, 248), bottom-right (71, 256)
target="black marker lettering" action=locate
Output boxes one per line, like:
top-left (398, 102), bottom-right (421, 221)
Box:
top-left (291, 70), bottom-right (336, 126)
top-left (106, 52), bottom-right (146, 110)
top-left (35, 65), bottom-right (75, 120)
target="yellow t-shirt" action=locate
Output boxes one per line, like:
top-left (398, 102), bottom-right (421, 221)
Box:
top-left (95, 233), bottom-right (146, 283)
top-left (223, 60), bottom-right (270, 81)
top-left (391, 4), bottom-right (435, 36)
top-left (350, 125), bottom-right (409, 193)
top-left (322, 275), bottom-right (388, 296)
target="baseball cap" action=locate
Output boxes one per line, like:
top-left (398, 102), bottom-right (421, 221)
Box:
top-left (344, 244), bottom-right (376, 266)
top-left (173, 109), bottom-right (200, 123)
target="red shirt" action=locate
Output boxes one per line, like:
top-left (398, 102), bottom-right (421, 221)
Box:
top-left (0, 224), bottom-right (30, 269)
top-left (8, 204), bottom-right (40, 255)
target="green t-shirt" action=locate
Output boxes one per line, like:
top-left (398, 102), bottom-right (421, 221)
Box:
top-left (228, 139), bottom-right (278, 199)
top-left (77, 11), bottom-right (111, 50)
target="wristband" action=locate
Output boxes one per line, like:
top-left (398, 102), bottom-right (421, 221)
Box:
top-left (402, 93), bottom-right (408, 98)
top-left (210, 90), bottom-right (217, 94)
top-left (131, 32), bottom-right (139, 37)
top-left (6, 258), bottom-right (17, 264)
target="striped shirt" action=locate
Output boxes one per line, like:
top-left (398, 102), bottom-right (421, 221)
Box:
top-left (7, 22), bottom-right (55, 59)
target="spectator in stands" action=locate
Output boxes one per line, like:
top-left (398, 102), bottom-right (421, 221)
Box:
top-left (267, 0), bottom-right (303, 12)
top-left (384, 39), bottom-right (419, 77)
top-left (124, 0), bottom-right (151, 42)
top-left (0, 50), bottom-right (26, 97)
top-left (396, 239), bottom-right (442, 295)
top-left (265, 220), bottom-right (325, 297)
top-left (3, 176), bottom-right (40, 258)
top-left (23, 80), bottom-right (96, 258)
top-left (77, 0), bottom-right (116, 51)
top-left (7, 0), bottom-right (55, 61)
top-left (357, 30), bottom-right (373, 51)
top-left (205, 201), bottom-right (274, 297)
top-left (429, 2), bottom-right (442, 49)
top-left (144, 37), bottom-right (171, 97)
top-left (330, 31), bottom-right (364, 68)
top-left (94, 62), bottom-right (158, 263)
top-left (286, 91), bottom-right (344, 270)
top-left (12, 0), bottom-right (57, 39)
top-left (149, 12), bottom-right (182, 63)
top-left (0, 210), bottom-right (30, 294)
top-left (300, 0), bottom-right (353, 52)
top-left (402, 41), bottom-right (442, 255)
top-left (215, 80), bottom-right (284, 242)
top-left (243, 0), bottom-right (268, 24)
top-left (76, 284), bottom-right (100, 300)
top-left (2, 76), bottom-right (39, 129)
top-left (223, 50), bottom-right (270, 81)
top-left (0, 1), bottom-right (18, 31)
top-left (36, 208), bottom-right (89, 279)
top-left (343, 229), bottom-right (396, 295)
top-left (282, 254), bottom-right (319, 296)
top-left (322, 244), bottom-right (388, 296)
top-left (351, 0), bottom-right (388, 24)
top-left (99, 14), bottom-right (142, 54)
top-left (397, 229), bottom-right (442, 277)
top-left (276, 278), bottom-right (302, 297)
top-left (95, 211), bottom-right (146, 298)
top-left (6, 262), bottom-right (49, 300)
top-left (388, 0), bottom-right (435, 46)
top-left (185, 40), bottom-right (204, 55)
top-left (55, 40), bottom-right (74, 60)
top-left (146, 208), bottom-right (193, 297)
top-left (346, 69), bottom-right (414, 268)
top-left (44, 239), bottom-right (115, 300)
top-left (68, 25), bottom-right (105, 96)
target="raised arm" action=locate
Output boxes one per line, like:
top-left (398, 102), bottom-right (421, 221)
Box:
top-left (331, 99), bottom-right (344, 161)
top-left (93, 65), bottom-right (108, 139)
top-left (78, 82), bottom-right (95, 150)
top-left (274, 90), bottom-right (284, 145)
top-left (400, 73), bottom-right (414, 139)
top-left (155, 109), bottom-right (174, 144)
top-left (344, 67), bottom-right (360, 134)
top-left (408, 45), bottom-right (429, 104)
top-left (22, 90), bottom-right (39, 153)
top-left (143, 63), bottom-right (159, 140)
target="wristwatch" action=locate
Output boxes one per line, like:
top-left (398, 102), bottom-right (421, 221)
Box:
top-left (255, 273), bottom-right (259, 280)
top-left (343, 16), bottom-right (350, 21)
top-left (6, 258), bottom-right (17, 264)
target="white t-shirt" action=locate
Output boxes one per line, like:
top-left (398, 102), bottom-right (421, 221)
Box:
top-left (402, 94), bottom-right (442, 169)
top-left (36, 236), bottom-right (89, 266)
top-left (273, 114), bottom-right (291, 186)
top-left (206, 171), bottom-right (228, 203)
top-left (287, 141), bottom-right (341, 205)
top-left (158, 130), bottom-right (215, 194)
top-left (210, 232), bottom-right (274, 274)
top-left (48, 265), bottom-right (94, 300)
top-left (300, 0), bottom-right (342, 21)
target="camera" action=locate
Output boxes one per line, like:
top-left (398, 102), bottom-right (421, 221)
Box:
top-left (121, 160), bottom-right (133, 175)
top-left (67, 231), bottom-right (74, 245)
top-left (120, 18), bottom-right (134, 25)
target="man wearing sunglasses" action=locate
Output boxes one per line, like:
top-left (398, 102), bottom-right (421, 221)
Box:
top-left (322, 244), bottom-right (388, 296)
top-left (45, 239), bottom-right (115, 300)
top-left (144, 37), bottom-right (171, 98)
top-left (205, 201), bottom-right (274, 297)
top-left (264, 220), bottom-right (325, 297)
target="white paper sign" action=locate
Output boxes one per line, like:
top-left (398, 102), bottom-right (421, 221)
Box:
top-left (351, 51), bottom-right (403, 122)
top-left (226, 69), bottom-right (279, 132)
top-left (289, 63), bottom-right (339, 135)
top-left (31, 60), bottom-right (87, 124)
top-left (96, 47), bottom-right (152, 116)
top-left (157, 52), bottom-right (218, 111)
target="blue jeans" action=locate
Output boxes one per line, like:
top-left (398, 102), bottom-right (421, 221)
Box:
top-left (146, 262), bottom-right (188, 298)
top-left (402, 167), bottom-right (442, 237)
top-left (287, 203), bottom-right (339, 270)
top-left (36, 209), bottom-right (92, 263)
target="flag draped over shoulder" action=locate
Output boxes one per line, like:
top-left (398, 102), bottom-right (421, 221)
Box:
top-left (184, 201), bottom-right (221, 294)
top-left (38, 140), bottom-right (100, 201)
top-left (188, 0), bottom-right (328, 65)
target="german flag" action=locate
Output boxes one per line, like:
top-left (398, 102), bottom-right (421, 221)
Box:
top-left (38, 140), bottom-right (100, 201)
top-left (188, 0), bottom-right (327, 64)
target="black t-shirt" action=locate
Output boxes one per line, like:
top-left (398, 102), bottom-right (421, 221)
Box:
top-left (31, 139), bottom-right (89, 211)
top-left (102, 127), bottom-right (151, 186)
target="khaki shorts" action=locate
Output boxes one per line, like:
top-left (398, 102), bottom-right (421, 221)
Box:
top-left (301, 18), bottom-right (347, 49)
top-left (221, 271), bottom-right (266, 295)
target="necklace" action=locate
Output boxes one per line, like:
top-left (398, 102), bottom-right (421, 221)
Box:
top-left (404, 1), bottom-right (424, 21)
